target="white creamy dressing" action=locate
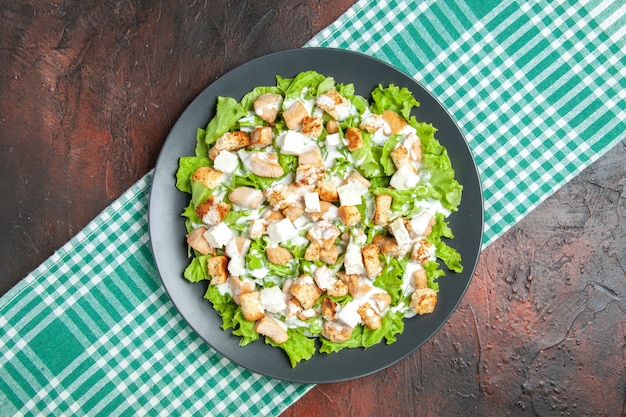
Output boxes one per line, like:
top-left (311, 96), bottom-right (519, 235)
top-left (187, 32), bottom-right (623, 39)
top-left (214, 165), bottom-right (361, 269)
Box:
top-left (190, 81), bottom-right (456, 342)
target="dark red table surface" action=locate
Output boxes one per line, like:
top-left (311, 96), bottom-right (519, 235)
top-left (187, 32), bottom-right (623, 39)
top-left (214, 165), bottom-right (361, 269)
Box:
top-left (2, 2), bottom-right (625, 415)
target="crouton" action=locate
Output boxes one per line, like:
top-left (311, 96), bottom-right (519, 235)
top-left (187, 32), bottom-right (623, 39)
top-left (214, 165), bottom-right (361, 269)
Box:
top-left (248, 152), bottom-right (284, 178)
top-left (266, 246), bottom-right (293, 265)
top-left (229, 275), bottom-right (255, 305)
top-left (296, 147), bottom-right (326, 186)
top-left (192, 167), bottom-right (223, 189)
top-left (210, 131), bottom-right (250, 159)
top-left (228, 186), bottom-right (265, 209)
top-left (254, 93), bottom-right (282, 124)
top-left (240, 291), bottom-right (265, 321)
top-left (362, 243), bottom-right (382, 278)
top-left (373, 194), bottom-right (393, 226)
top-left (316, 90), bottom-right (351, 121)
top-left (319, 245), bottom-right (339, 265)
top-left (254, 315), bottom-right (289, 344)
top-left (338, 205), bottom-right (361, 227)
top-left (410, 288), bottom-right (437, 315)
top-left (289, 275), bottom-right (322, 309)
top-left (344, 127), bottom-right (363, 151)
top-left (282, 204), bottom-right (304, 222)
top-left (321, 297), bottom-right (338, 320)
top-left (186, 226), bottom-right (213, 255)
top-left (301, 116), bottom-right (323, 138)
top-left (248, 126), bottom-right (274, 149)
top-left (326, 119), bottom-right (339, 134)
top-left (206, 255), bottom-right (228, 285)
top-left (306, 220), bottom-right (341, 250)
top-left (264, 183), bottom-right (298, 210)
top-left (390, 145), bottom-right (414, 171)
top-left (283, 100), bottom-right (309, 130)
top-left (374, 235), bottom-right (410, 258)
top-left (304, 241), bottom-right (321, 261)
top-left (358, 302), bottom-right (382, 330)
top-left (195, 196), bottom-right (231, 226)
top-left (411, 239), bottom-right (436, 265)
top-left (316, 180), bottom-right (339, 202)
top-left (382, 110), bottom-right (407, 133)
top-left (321, 319), bottom-right (354, 343)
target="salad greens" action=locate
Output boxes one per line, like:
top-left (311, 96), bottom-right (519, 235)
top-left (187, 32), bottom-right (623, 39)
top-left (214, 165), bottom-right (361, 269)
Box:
top-left (176, 71), bottom-right (463, 367)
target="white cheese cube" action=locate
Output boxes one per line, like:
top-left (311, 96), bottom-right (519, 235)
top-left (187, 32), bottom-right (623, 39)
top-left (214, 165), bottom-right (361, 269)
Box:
top-left (304, 191), bottom-right (321, 213)
top-left (325, 133), bottom-right (342, 147)
top-left (267, 218), bottom-right (298, 244)
top-left (203, 222), bottom-right (233, 248)
top-left (337, 183), bottom-right (364, 206)
top-left (336, 303), bottom-right (361, 328)
top-left (213, 150), bottom-right (238, 174)
top-left (389, 218), bottom-right (412, 247)
top-left (260, 286), bottom-right (287, 314)
top-left (389, 165), bottom-right (420, 190)
top-left (280, 130), bottom-right (316, 155)
top-left (344, 241), bottom-right (366, 275)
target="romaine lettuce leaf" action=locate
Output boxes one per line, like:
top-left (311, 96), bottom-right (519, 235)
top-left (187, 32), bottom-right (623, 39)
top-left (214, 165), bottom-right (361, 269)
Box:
top-left (414, 122), bottom-right (463, 211)
top-left (183, 255), bottom-right (209, 282)
top-left (362, 310), bottom-right (405, 348)
top-left (319, 325), bottom-right (364, 354)
top-left (428, 213), bottom-right (463, 273)
top-left (371, 84), bottom-right (420, 120)
top-left (351, 131), bottom-right (382, 178)
top-left (176, 156), bottom-right (210, 193)
top-left (204, 96), bottom-right (247, 146)
top-left (282, 71), bottom-right (327, 100)
top-left (266, 327), bottom-right (317, 368)
top-left (204, 285), bottom-right (259, 346)
top-left (240, 86), bottom-right (282, 111)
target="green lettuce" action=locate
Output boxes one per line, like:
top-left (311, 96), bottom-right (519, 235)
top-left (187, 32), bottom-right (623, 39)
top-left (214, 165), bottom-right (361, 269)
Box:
top-left (281, 71), bottom-right (328, 100)
top-left (240, 86), bottom-right (283, 111)
top-left (414, 122), bottom-right (463, 211)
top-left (266, 327), bottom-right (317, 368)
top-left (351, 131), bottom-right (382, 178)
top-left (361, 310), bottom-right (405, 348)
top-left (427, 213), bottom-right (463, 273)
top-left (204, 285), bottom-right (259, 346)
top-left (176, 156), bottom-right (210, 193)
top-left (371, 84), bottom-right (420, 120)
top-left (203, 96), bottom-right (247, 147)
top-left (183, 255), bottom-right (209, 282)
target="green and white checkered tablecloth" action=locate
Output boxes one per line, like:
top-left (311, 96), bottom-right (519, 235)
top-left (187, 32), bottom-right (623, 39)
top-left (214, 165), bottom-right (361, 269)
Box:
top-left (1, 0), bottom-right (624, 415)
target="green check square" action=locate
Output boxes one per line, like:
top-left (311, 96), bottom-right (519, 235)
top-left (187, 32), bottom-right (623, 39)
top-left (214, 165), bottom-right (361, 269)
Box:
top-left (30, 318), bottom-right (85, 375)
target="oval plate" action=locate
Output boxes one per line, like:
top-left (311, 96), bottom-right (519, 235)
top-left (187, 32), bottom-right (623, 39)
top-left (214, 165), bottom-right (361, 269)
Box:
top-left (149, 48), bottom-right (483, 383)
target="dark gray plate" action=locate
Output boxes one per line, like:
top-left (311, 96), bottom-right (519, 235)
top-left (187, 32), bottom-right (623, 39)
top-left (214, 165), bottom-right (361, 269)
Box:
top-left (149, 48), bottom-right (483, 383)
